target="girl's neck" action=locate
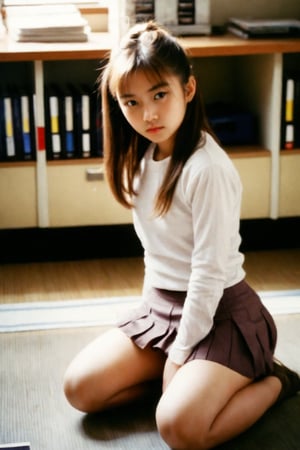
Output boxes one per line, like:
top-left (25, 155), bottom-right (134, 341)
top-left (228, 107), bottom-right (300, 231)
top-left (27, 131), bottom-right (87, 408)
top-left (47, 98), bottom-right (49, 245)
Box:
top-left (153, 145), bottom-right (172, 161)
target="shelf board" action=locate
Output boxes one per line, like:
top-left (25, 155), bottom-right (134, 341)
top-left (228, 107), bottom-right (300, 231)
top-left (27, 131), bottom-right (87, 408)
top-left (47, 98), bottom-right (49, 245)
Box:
top-left (180, 34), bottom-right (300, 57)
top-left (226, 145), bottom-right (270, 158)
top-left (0, 149), bottom-right (271, 167)
top-left (0, 32), bottom-right (112, 61)
top-left (47, 157), bottom-right (102, 165)
top-left (280, 148), bottom-right (300, 155)
top-left (1, 32), bottom-right (300, 62)
top-left (0, 160), bottom-right (36, 167)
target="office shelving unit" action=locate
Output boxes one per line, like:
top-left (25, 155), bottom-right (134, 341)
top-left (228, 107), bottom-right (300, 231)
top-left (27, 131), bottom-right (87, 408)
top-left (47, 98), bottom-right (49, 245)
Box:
top-left (0, 32), bottom-right (300, 229)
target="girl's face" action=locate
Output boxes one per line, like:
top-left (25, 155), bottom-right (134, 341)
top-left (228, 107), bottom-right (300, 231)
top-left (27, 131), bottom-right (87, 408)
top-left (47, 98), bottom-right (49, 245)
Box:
top-left (116, 70), bottom-right (195, 159)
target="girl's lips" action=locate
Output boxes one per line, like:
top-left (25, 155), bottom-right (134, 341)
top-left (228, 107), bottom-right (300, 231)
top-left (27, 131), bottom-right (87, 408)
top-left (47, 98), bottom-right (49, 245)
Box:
top-left (146, 126), bottom-right (163, 133)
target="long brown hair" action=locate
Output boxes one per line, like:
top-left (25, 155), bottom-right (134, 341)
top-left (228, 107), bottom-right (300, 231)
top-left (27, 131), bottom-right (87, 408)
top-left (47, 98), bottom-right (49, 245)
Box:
top-left (100, 21), bottom-right (212, 215)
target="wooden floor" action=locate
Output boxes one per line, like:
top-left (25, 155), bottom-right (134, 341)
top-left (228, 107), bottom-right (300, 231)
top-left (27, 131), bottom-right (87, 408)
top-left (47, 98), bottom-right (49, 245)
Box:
top-left (0, 248), bottom-right (299, 304)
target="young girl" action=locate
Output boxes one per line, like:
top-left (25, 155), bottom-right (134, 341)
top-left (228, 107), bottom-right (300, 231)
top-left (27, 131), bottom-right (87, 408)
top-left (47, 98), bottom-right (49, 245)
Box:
top-left (64, 21), bottom-right (300, 449)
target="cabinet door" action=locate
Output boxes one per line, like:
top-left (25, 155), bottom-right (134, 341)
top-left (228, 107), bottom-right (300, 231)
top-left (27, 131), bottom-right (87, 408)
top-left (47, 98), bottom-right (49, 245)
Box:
top-left (279, 153), bottom-right (300, 217)
top-left (0, 166), bottom-right (37, 229)
top-left (232, 156), bottom-right (271, 219)
top-left (47, 163), bottom-right (132, 226)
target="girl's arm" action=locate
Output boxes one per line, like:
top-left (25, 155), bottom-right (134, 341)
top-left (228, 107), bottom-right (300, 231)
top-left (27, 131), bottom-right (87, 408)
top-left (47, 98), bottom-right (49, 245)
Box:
top-left (169, 162), bottom-right (242, 365)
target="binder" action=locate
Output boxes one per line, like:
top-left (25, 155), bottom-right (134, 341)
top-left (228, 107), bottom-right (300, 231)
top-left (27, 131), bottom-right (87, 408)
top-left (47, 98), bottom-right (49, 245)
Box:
top-left (11, 87), bottom-right (24, 161)
top-left (20, 94), bottom-right (33, 159)
top-left (4, 95), bottom-right (16, 158)
top-left (45, 85), bottom-right (63, 159)
top-left (67, 84), bottom-right (82, 158)
top-left (0, 93), bottom-right (7, 161)
top-left (49, 94), bottom-right (61, 157)
top-left (0, 86), bottom-right (35, 161)
top-left (81, 84), bottom-right (103, 158)
top-left (81, 89), bottom-right (91, 158)
top-left (281, 71), bottom-right (300, 149)
top-left (68, 83), bottom-right (93, 158)
top-left (295, 75), bottom-right (300, 148)
top-left (44, 83), bottom-right (102, 160)
top-left (285, 78), bottom-right (294, 122)
top-left (89, 86), bottom-right (103, 158)
top-left (64, 93), bottom-right (75, 157)
top-left (16, 88), bottom-right (36, 161)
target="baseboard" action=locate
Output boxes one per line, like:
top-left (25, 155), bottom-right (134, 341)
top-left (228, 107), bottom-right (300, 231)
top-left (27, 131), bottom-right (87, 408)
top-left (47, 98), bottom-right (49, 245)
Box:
top-left (239, 217), bottom-right (300, 252)
top-left (0, 217), bottom-right (300, 264)
top-left (0, 224), bottom-right (143, 264)
top-left (1, 290), bottom-right (299, 333)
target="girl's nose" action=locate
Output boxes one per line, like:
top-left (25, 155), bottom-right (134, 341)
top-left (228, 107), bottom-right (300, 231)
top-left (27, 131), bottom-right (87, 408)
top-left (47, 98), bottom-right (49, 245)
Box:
top-left (143, 108), bottom-right (158, 122)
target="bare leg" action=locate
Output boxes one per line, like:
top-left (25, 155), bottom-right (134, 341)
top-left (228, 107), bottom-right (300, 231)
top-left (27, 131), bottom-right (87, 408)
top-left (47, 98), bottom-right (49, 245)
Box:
top-left (156, 360), bottom-right (281, 450)
top-left (64, 327), bottom-right (166, 413)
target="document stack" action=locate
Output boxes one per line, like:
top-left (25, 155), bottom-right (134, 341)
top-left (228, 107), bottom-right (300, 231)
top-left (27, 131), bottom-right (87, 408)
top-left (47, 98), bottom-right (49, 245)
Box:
top-left (5, 4), bottom-right (90, 42)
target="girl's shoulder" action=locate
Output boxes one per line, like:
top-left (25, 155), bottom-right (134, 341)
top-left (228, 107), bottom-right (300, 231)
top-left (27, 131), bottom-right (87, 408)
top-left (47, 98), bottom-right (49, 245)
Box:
top-left (186, 132), bottom-right (233, 170)
top-left (181, 133), bottom-right (241, 190)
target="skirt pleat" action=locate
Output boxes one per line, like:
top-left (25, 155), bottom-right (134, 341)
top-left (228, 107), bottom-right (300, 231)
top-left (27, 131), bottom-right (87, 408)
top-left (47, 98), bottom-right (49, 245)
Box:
top-left (118, 280), bottom-right (277, 379)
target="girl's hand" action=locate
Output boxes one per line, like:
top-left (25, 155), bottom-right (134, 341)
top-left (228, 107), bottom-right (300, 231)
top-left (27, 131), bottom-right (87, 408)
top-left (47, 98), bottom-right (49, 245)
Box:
top-left (162, 358), bottom-right (182, 391)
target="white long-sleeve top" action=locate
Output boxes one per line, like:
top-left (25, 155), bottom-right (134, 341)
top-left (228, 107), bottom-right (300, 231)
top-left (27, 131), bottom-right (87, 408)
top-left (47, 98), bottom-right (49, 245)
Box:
top-left (132, 133), bottom-right (245, 365)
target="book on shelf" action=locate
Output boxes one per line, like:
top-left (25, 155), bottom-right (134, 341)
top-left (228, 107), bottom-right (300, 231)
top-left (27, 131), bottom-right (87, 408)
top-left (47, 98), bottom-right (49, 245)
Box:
top-left (80, 84), bottom-right (103, 159)
top-left (3, 95), bottom-right (16, 159)
top-left (0, 86), bottom-right (36, 162)
top-left (227, 17), bottom-right (300, 39)
top-left (0, 81), bottom-right (103, 163)
top-left (5, 4), bottom-right (90, 42)
top-left (64, 93), bottom-right (75, 158)
top-left (44, 83), bottom-right (103, 161)
top-left (281, 71), bottom-right (300, 150)
top-left (0, 95), bottom-right (6, 161)
top-left (81, 87), bottom-right (92, 158)
top-left (20, 92), bottom-right (35, 159)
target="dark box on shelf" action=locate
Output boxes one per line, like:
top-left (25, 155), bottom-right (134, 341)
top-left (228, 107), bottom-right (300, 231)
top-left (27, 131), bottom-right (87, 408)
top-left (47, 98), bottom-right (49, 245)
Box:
top-left (207, 103), bottom-right (257, 146)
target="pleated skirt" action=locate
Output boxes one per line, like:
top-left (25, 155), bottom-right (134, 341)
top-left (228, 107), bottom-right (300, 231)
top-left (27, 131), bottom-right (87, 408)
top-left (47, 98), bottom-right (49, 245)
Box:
top-left (118, 280), bottom-right (277, 379)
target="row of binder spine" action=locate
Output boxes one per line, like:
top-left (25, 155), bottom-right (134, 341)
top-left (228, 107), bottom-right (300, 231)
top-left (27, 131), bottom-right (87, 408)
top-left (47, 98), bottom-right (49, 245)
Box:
top-left (0, 83), bottom-right (103, 162)
top-left (0, 87), bottom-right (36, 162)
top-left (281, 71), bottom-right (300, 150)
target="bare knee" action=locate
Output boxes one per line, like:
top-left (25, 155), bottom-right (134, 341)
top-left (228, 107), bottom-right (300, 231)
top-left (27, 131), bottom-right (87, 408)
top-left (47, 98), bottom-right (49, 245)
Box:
top-left (156, 396), bottom-right (209, 450)
top-left (63, 364), bottom-right (103, 414)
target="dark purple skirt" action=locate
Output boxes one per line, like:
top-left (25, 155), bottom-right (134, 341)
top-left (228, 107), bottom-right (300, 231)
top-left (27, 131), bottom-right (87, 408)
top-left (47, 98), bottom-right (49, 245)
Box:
top-left (118, 280), bottom-right (277, 379)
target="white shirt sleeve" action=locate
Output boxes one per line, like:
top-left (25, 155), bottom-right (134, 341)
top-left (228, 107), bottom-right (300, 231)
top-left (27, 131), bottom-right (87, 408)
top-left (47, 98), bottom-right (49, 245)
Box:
top-left (168, 162), bottom-right (242, 365)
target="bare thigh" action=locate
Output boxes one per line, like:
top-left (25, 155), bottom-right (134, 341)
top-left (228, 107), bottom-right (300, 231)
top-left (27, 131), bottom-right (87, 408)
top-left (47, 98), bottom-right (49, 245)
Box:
top-left (64, 327), bottom-right (166, 412)
top-left (156, 359), bottom-right (252, 446)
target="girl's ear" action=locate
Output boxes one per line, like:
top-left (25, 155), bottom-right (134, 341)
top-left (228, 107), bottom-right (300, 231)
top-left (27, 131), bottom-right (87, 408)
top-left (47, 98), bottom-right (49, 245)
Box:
top-left (185, 75), bottom-right (196, 103)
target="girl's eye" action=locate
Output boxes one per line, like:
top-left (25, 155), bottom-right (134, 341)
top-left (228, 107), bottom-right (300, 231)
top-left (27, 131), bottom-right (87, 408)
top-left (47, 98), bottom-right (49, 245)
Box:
top-left (125, 99), bottom-right (137, 107)
top-left (154, 91), bottom-right (167, 100)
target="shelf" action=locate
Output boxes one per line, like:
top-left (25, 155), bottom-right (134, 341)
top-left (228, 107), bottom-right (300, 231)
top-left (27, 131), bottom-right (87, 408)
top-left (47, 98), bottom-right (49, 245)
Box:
top-left (226, 146), bottom-right (270, 158)
top-left (0, 32), bottom-right (112, 61)
top-left (0, 148), bottom-right (270, 167)
top-left (0, 30), bottom-right (299, 227)
top-left (1, 32), bottom-right (300, 62)
top-left (47, 158), bottom-right (102, 166)
top-left (180, 34), bottom-right (300, 57)
top-left (280, 148), bottom-right (300, 155)
top-left (0, 160), bottom-right (36, 167)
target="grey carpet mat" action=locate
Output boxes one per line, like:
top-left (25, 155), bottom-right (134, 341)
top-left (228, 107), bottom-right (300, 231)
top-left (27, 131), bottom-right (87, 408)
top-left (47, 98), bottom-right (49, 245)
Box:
top-left (1, 316), bottom-right (299, 450)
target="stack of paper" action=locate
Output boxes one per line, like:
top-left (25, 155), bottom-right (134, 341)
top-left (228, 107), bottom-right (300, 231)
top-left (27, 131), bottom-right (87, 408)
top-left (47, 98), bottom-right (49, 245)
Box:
top-left (5, 4), bottom-right (90, 42)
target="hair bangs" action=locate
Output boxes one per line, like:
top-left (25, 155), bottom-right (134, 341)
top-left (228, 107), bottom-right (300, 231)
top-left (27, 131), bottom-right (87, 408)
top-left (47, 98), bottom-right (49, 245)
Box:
top-left (108, 49), bottom-right (170, 99)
